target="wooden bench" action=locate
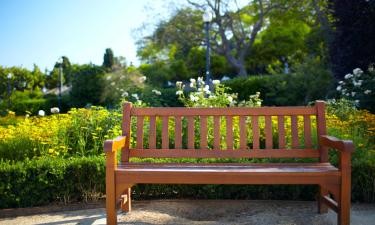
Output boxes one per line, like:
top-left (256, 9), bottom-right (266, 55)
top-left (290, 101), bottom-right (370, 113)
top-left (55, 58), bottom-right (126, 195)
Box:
top-left (104, 101), bottom-right (354, 225)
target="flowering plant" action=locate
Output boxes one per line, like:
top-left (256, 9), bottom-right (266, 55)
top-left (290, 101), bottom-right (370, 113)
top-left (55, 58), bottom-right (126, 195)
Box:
top-left (336, 64), bottom-right (374, 110)
top-left (176, 77), bottom-right (262, 108)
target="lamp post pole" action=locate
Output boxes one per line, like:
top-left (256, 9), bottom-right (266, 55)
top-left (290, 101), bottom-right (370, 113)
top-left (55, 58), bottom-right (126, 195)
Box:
top-left (7, 73), bottom-right (12, 110)
top-left (203, 9), bottom-right (213, 86)
top-left (58, 57), bottom-right (63, 110)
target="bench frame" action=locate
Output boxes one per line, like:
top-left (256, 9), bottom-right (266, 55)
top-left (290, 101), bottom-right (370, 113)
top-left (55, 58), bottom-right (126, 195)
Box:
top-left (104, 101), bottom-right (354, 225)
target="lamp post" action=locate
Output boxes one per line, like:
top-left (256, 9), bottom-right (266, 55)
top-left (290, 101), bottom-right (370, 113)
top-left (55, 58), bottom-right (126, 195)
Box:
top-left (203, 9), bottom-right (213, 86)
top-left (7, 73), bottom-right (12, 110)
top-left (57, 57), bottom-right (63, 111)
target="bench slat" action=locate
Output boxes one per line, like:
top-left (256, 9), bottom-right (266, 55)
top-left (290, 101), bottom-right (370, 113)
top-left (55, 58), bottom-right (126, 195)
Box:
top-left (162, 116), bottom-right (169, 149)
top-left (200, 116), bottom-right (208, 149)
top-left (226, 116), bottom-right (233, 150)
top-left (239, 116), bottom-right (247, 149)
top-left (265, 116), bottom-right (273, 149)
top-left (278, 116), bottom-right (285, 149)
top-left (304, 115), bottom-right (312, 148)
top-left (291, 115), bottom-right (299, 148)
top-left (131, 107), bottom-right (316, 116)
top-left (252, 116), bottom-right (259, 149)
top-left (213, 116), bottom-right (221, 150)
top-left (149, 116), bottom-right (156, 149)
top-left (136, 116), bottom-right (144, 149)
top-left (129, 149), bottom-right (319, 158)
top-left (174, 116), bottom-right (182, 149)
top-left (187, 116), bottom-right (195, 149)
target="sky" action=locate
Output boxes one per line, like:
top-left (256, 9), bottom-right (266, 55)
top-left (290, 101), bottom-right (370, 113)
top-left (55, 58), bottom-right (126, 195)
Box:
top-left (0, 0), bottom-right (174, 71)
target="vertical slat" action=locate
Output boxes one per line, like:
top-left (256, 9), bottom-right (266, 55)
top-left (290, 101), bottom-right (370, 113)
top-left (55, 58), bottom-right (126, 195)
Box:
top-left (291, 115), bottom-right (299, 148)
top-left (239, 116), bottom-right (247, 149)
top-left (226, 116), bottom-right (233, 150)
top-left (162, 116), bottom-right (169, 149)
top-left (213, 116), bottom-right (221, 150)
top-left (200, 116), bottom-right (208, 149)
top-left (136, 116), bottom-right (144, 149)
top-left (187, 116), bottom-right (195, 149)
top-left (122, 102), bottom-right (132, 162)
top-left (278, 116), bottom-right (286, 149)
top-left (304, 115), bottom-right (312, 148)
top-left (316, 101), bottom-right (328, 162)
top-left (252, 116), bottom-right (260, 149)
top-left (174, 116), bottom-right (182, 149)
top-left (265, 116), bottom-right (273, 149)
top-left (149, 116), bottom-right (156, 149)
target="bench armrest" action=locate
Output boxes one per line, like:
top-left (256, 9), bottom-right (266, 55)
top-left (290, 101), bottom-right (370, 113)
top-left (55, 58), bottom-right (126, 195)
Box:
top-left (320, 135), bottom-right (355, 154)
top-left (103, 136), bottom-right (126, 153)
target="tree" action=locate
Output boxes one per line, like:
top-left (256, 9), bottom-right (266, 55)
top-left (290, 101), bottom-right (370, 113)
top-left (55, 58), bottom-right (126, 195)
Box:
top-left (329, 0), bottom-right (375, 79)
top-left (187, 0), bottom-right (300, 77)
top-left (103, 48), bottom-right (115, 69)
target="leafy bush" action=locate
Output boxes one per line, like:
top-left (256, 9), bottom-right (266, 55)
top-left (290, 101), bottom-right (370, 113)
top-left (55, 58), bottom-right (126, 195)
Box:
top-left (0, 156), bottom-right (105, 208)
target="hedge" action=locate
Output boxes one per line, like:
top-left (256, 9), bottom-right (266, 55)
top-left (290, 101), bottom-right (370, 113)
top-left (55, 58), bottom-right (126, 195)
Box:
top-left (1, 156), bottom-right (374, 208)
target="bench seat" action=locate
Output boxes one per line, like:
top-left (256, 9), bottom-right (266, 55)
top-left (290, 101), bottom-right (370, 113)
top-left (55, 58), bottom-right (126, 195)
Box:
top-left (116, 162), bottom-right (340, 184)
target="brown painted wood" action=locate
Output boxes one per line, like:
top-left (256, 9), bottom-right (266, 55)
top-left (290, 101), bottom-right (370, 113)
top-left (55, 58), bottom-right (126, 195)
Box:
top-left (321, 195), bottom-right (338, 213)
top-left (291, 115), bottom-right (299, 148)
top-left (278, 116), bottom-right (286, 149)
top-left (265, 116), bottom-right (273, 149)
top-left (239, 116), bottom-right (247, 149)
top-left (339, 151), bottom-right (352, 225)
top-left (104, 136), bottom-right (126, 153)
top-left (304, 115), bottom-right (312, 148)
top-left (149, 116), bottom-right (156, 149)
top-left (131, 106), bottom-right (316, 116)
top-left (136, 116), bottom-right (144, 149)
top-left (316, 101), bottom-right (328, 162)
top-left (174, 116), bottom-right (182, 149)
top-left (200, 116), bottom-right (208, 149)
top-left (122, 102), bottom-right (132, 162)
top-left (129, 149), bottom-right (320, 158)
top-left (187, 116), bottom-right (195, 149)
top-left (105, 152), bottom-right (117, 224)
top-left (252, 116), bottom-right (260, 149)
top-left (213, 116), bottom-right (221, 150)
top-left (226, 116), bottom-right (233, 150)
top-left (162, 116), bottom-right (169, 149)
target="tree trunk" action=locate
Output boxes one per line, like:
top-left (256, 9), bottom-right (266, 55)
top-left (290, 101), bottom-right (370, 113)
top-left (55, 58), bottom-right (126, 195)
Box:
top-left (235, 62), bottom-right (248, 77)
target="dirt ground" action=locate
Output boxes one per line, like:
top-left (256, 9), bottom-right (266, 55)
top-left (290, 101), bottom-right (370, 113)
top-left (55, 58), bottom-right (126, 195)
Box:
top-left (0, 200), bottom-right (374, 225)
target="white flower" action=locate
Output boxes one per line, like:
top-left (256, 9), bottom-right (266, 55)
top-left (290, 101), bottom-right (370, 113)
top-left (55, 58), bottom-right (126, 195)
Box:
top-left (110, 82), bottom-right (115, 86)
top-left (227, 96), bottom-right (233, 103)
top-left (338, 81), bottom-right (344, 84)
top-left (344, 74), bottom-right (353, 79)
top-left (50, 107), bottom-right (60, 114)
top-left (355, 100), bottom-right (360, 104)
top-left (139, 76), bottom-right (147, 82)
top-left (190, 82), bottom-right (195, 88)
top-left (341, 89), bottom-right (347, 94)
top-left (212, 80), bottom-right (220, 85)
top-left (364, 90), bottom-right (372, 94)
top-left (190, 78), bottom-right (196, 84)
top-left (353, 68), bottom-right (363, 76)
top-left (204, 85), bottom-right (210, 93)
top-left (353, 80), bottom-right (362, 87)
top-left (152, 89), bottom-right (161, 95)
top-left (336, 86), bottom-right (342, 91)
top-left (176, 90), bottom-right (183, 95)
top-left (190, 94), bottom-right (199, 102)
top-left (176, 81), bottom-right (183, 88)
top-left (121, 91), bottom-right (128, 97)
top-left (351, 92), bottom-right (356, 97)
top-left (197, 77), bottom-right (205, 85)
top-left (38, 110), bottom-right (45, 117)
top-left (131, 93), bottom-right (139, 100)
top-left (106, 76), bottom-right (112, 80)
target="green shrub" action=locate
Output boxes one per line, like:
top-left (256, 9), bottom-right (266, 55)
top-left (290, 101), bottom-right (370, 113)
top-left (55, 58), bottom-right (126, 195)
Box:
top-left (0, 156), bottom-right (105, 208)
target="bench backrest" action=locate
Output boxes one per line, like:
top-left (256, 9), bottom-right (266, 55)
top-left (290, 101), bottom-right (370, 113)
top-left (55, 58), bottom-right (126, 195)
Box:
top-left (120, 101), bottom-right (327, 162)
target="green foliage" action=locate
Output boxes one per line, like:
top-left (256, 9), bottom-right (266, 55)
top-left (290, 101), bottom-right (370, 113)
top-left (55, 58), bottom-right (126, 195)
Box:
top-left (225, 58), bottom-right (334, 106)
top-left (103, 48), bottom-right (115, 69)
top-left (0, 156), bottom-right (105, 208)
top-left (70, 64), bottom-right (106, 107)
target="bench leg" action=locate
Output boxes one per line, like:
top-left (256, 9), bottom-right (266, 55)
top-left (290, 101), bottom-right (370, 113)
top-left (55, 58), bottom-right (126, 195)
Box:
top-left (318, 185), bottom-right (328, 214)
top-left (338, 179), bottom-right (351, 225)
top-left (121, 187), bottom-right (132, 212)
top-left (106, 153), bottom-right (117, 225)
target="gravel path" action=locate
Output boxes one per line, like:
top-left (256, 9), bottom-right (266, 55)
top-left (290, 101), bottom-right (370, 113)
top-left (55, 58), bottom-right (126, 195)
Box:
top-left (1, 200), bottom-right (374, 225)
